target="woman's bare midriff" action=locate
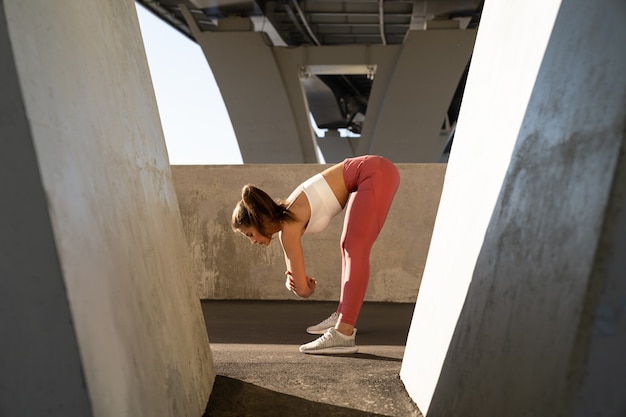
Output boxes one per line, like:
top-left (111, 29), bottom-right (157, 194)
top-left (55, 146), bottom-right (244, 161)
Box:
top-left (320, 162), bottom-right (350, 208)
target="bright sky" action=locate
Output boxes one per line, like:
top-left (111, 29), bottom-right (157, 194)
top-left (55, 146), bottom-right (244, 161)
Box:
top-left (135, 3), bottom-right (243, 165)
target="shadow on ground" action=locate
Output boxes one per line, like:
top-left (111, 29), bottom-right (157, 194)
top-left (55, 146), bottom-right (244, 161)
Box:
top-left (201, 301), bottom-right (422, 417)
top-left (204, 375), bottom-right (389, 417)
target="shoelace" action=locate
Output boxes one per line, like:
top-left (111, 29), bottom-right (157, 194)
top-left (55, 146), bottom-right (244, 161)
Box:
top-left (317, 329), bottom-right (336, 345)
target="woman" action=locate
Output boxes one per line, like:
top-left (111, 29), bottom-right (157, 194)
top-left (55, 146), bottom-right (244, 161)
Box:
top-left (231, 155), bottom-right (400, 354)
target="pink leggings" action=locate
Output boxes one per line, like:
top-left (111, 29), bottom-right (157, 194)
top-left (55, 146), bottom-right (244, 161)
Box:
top-left (337, 155), bottom-right (400, 326)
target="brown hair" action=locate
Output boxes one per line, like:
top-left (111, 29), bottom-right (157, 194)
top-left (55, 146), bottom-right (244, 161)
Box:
top-left (231, 184), bottom-right (297, 238)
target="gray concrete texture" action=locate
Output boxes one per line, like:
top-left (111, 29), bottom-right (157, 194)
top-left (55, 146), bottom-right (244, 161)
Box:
top-left (172, 164), bottom-right (446, 302)
top-left (0, 4), bottom-right (92, 416)
top-left (1, 1), bottom-right (214, 416)
top-left (402, 0), bottom-right (626, 415)
top-left (185, 23), bottom-right (475, 164)
top-left (202, 300), bottom-right (422, 417)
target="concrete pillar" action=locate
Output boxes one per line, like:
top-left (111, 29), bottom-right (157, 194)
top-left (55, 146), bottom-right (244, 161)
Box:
top-left (181, 6), bottom-right (475, 163)
top-left (0, 1), bottom-right (214, 416)
top-left (360, 29), bottom-right (476, 162)
top-left (272, 44), bottom-right (401, 163)
top-left (180, 8), bottom-right (316, 163)
top-left (0, 6), bottom-right (92, 415)
top-left (316, 130), bottom-right (354, 163)
top-left (400, 0), bottom-right (626, 415)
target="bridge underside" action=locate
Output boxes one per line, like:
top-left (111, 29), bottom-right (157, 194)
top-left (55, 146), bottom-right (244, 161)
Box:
top-left (138, 0), bottom-right (483, 163)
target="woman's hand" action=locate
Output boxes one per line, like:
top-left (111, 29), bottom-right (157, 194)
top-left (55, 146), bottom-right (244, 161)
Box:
top-left (306, 276), bottom-right (317, 293)
top-left (285, 271), bottom-right (316, 298)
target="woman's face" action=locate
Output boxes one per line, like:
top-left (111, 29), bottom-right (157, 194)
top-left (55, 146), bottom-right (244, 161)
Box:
top-left (238, 225), bottom-right (272, 246)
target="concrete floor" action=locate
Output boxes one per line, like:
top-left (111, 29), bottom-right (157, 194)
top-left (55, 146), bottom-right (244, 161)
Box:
top-left (201, 300), bottom-right (423, 417)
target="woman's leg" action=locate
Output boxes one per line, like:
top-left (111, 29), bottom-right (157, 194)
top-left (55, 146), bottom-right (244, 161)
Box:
top-left (337, 156), bottom-right (400, 330)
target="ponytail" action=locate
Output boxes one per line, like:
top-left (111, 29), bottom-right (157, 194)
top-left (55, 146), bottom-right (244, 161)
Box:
top-left (232, 184), bottom-right (296, 237)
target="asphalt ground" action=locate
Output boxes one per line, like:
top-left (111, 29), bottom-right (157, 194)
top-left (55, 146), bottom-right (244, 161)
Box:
top-left (201, 300), bottom-right (423, 417)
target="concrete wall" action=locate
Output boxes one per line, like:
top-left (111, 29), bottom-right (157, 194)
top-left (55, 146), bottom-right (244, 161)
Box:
top-left (401, 0), bottom-right (626, 415)
top-left (1, 1), bottom-right (214, 416)
top-left (172, 164), bottom-right (445, 302)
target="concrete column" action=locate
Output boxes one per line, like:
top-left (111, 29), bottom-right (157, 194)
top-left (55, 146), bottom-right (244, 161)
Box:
top-left (400, 0), bottom-right (626, 415)
top-left (316, 130), bottom-right (354, 163)
top-left (1, 1), bottom-right (214, 416)
top-left (272, 44), bottom-right (401, 163)
top-left (570, 128), bottom-right (626, 416)
top-left (0, 5), bottom-right (92, 415)
top-left (181, 5), bottom-right (475, 163)
top-left (180, 8), bottom-right (315, 163)
top-left (360, 29), bottom-right (476, 162)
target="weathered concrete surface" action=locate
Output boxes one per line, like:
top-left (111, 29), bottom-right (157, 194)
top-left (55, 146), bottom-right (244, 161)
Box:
top-left (1, 1), bottom-right (214, 416)
top-left (0, 5), bottom-right (92, 416)
top-left (401, 0), bottom-right (626, 415)
top-left (570, 119), bottom-right (626, 416)
top-left (172, 164), bottom-right (445, 302)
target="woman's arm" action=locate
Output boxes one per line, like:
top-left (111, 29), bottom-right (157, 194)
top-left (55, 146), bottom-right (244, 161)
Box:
top-left (279, 225), bottom-right (315, 298)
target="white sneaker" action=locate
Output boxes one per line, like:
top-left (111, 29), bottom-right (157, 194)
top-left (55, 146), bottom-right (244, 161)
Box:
top-left (299, 328), bottom-right (358, 355)
top-left (306, 312), bottom-right (339, 334)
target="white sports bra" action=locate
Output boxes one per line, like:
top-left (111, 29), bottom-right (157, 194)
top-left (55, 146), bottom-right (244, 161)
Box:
top-left (287, 173), bottom-right (342, 234)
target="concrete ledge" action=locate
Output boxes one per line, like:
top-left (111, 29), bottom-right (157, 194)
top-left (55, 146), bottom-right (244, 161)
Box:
top-left (172, 163), bottom-right (445, 302)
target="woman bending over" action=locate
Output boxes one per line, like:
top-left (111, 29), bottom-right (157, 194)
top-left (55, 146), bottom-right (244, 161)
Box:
top-left (231, 155), bottom-right (400, 354)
